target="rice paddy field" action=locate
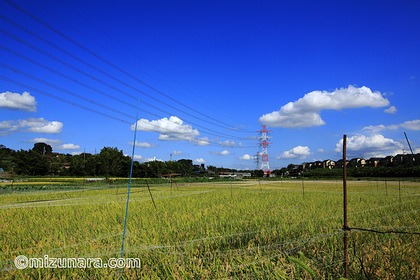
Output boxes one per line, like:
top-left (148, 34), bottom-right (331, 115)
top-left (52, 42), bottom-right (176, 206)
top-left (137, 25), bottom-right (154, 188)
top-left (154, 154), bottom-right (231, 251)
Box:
top-left (0, 178), bottom-right (419, 279)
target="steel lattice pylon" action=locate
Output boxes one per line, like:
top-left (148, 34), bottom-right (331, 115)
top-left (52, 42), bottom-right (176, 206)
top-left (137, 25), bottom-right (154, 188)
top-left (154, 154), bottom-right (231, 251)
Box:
top-left (257, 125), bottom-right (272, 175)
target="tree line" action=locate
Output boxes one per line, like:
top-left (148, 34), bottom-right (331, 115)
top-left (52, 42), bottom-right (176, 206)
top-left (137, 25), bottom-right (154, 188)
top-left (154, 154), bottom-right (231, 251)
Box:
top-left (0, 143), bottom-right (240, 178)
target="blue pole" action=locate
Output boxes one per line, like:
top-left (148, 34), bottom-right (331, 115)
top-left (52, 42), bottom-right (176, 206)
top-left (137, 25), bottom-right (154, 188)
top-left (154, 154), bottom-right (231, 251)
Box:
top-left (119, 100), bottom-right (139, 279)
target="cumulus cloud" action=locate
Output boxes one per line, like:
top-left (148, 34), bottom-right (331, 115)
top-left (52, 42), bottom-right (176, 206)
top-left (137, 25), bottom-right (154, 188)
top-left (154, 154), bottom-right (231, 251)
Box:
top-left (28, 138), bottom-right (62, 146)
top-left (21, 118), bottom-right (63, 133)
top-left (0, 118), bottom-right (63, 135)
top-left (173, 150), bottom-right (182, 155)
top-left (363, 119), bottom-right (420, 132)
top-left (56, 143), bottom-right (80, 150)
top-left (335, 134), bottom-right (403, 158)
top-left (28, 138), bottom-right (80, 151)
top-left (213, 150), bottom-right (230, 156)
top-left (128, 154), bottom-right (163, 163)
top-left (259, 85), bottom-right (390, 128)
top-left (277, 146), bottom-right (311, 159)
top-left (239, 154), bottom-right (254, 160)
top-left (194, 137), bottom-right (210, 146)
top-left (194, 158), bottom-right (207, 163)
top-left (384, 106), bottom-right (397, 114)
top-left (0, 91), bottom-right (37, 112)
top-left (218, 140), bottom-right (239, 147)
top-left (132, 116), bottom-right (200, 142)
top-left (128, 141), bottom-right (156, 148)
top-left (400, 120), bottom-right (420, 131)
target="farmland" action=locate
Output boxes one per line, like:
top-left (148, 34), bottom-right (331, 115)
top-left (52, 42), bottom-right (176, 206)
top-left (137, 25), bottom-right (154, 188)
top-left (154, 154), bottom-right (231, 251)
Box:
top-left (0, 178), bottom-right (419, 279)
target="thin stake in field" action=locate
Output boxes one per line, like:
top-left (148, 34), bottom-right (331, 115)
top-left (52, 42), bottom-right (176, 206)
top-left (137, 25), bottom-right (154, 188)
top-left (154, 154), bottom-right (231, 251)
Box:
top-left (302, 177), bottom-right (305, 199)
top-left (230, 177), bottom-right (233, 198)
top-left (145, 179), bottom-right (157, 209)
top-left (119, 100), bottom-right (139, 280)
top-left (399, 179), bottom-right (401, 203)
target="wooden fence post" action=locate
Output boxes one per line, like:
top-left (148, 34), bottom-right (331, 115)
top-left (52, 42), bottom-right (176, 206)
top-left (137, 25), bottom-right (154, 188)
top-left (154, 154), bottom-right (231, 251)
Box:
top-left (343, 134), bottom-right (349, 279)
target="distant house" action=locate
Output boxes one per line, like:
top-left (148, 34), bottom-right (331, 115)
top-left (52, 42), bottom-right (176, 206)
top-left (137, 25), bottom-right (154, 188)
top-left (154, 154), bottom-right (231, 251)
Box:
top-left (219, 172), bottom-right (235, 178)
top-left (322, 160), bottom-right (336, 169)
top-left (235, 172), bottom-right (252, 179)
top-left (335, 159), bottom-right (349, 168)
top-left (395, 154), bottom-right (417, 166)
top-left (312, 161), bottom-right (323, 169)
top-left (161, 173), bottom-right (182, 179)
top-left (348, 158), bottom-right (366, 168)
top-left (366, 158), bottom-right (381, 167)
top-left (379, 156), bottom-right (394, 167)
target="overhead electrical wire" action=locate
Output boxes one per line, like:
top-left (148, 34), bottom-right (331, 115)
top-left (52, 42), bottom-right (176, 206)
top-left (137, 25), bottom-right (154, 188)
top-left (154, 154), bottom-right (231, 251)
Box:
top-left (0, 17), bottom-right (250, 141)
top-left (53, 0), bottom-right (253, 132)
top-left (0, 32), bottom-right (247, 141)
top-left (2, 0), bottom-right (253, 134)
top-left (0, 73), bottom-right (246, 148)
top-left (0, 75), bottom-right (131, 124)
top-left (0, 1), bottom-right (259, 149)
top-left (0, 63), bottom-right (245, 142)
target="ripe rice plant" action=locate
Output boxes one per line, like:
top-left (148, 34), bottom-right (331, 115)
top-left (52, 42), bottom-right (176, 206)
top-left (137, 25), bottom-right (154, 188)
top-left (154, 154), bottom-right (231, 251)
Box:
top-left (0, 179), bottom-right (419, 279)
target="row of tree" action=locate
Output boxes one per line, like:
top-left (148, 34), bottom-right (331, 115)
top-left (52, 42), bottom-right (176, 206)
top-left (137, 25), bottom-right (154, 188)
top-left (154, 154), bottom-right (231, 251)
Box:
top-left (2, 143), bottom-right (419, 178)
top-left (0, 143), bottom-right (241, 178)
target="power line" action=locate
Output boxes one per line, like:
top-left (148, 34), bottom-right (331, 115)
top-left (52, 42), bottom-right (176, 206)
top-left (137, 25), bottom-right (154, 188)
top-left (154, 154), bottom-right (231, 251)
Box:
top-left (0, 75), bottom-right (131, 124)
top-left (0, 21), bottom-right (250, 141)
top-left (0, 33), bottom-right (248, 141)
top-left (53, 0), bottom-right (253, 132)
top-left (0, 71), bottom-right (249, 147)
top-left (2, 1), bottom-right (252, 133)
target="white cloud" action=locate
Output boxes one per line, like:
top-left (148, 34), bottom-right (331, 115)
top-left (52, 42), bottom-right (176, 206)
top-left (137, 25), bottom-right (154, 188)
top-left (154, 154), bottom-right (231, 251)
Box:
top-left (28, 138), bottom-right (63, 146)
top-left (317, 148), bottom-right (325, 153)
top-left (277, 146), bottom-right (311, 159)
top-left (220, 150), bottom-right (230, 155)
top-left (194, 137), bottom-right (210, 146)
top-left (0, 91), bottom-right (37, 112)
top-left (362, 124), bottom-right (388, 133)
top-left (400, 120), bottom-right (420, 131)
top-left (20, 118), bottom-right (63, 133)
top-left (384, 106), bottom-right (397, 114)
top-left (194, 158), bottom-right (207, 163)
top-left (56, 143), bottom-right (80, 150)
top-left (335, 134), bottom-right (403, 158)
top-left (363, 119), bottom-right (420, 132)
top-left (132, 116), bottom-right (200, 142)
top-left (28, 138), bottom-right (80, 151)
top-left (213, 150), bottom-right (230, 156)
top-left (128, 154), bottom-right (163, 163)
top-left (218, 140), bottom-right (237, 147)
top-left (239, 154), bottom-right (254, 160)
top-left (0, 121), bottom-right (13, 130)
top-left (173, 150), bottom-right (182, 155)
top-left (132, 155), bottom-right (145, 161)
top-left (259, 85), bottom-right (390, 128)
top-left (0, 118), bottom-right (63, 134)
top-left (128, 141), bottom-right (155, 148)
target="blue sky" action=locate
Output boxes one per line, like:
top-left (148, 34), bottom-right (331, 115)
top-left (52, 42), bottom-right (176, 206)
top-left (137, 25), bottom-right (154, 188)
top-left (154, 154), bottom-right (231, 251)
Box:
top-left (1, 0), bottom-right (419, 170)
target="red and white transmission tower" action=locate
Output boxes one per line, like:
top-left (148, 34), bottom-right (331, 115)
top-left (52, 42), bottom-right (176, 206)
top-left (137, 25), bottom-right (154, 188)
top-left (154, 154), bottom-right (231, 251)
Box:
top-left (257, 125), bottom-right (272, 175)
